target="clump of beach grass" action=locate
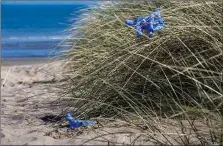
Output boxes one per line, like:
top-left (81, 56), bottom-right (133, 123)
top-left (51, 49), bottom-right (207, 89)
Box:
top-left (62, 0), bottom-right (223, 145)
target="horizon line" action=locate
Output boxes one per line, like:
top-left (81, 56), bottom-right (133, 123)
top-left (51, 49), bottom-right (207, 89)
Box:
top-left (1, 0), bottom-right (101, 5)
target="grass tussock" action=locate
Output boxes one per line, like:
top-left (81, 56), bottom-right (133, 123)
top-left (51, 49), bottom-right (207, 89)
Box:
top-left (63, 0), bottom-right (223, 145)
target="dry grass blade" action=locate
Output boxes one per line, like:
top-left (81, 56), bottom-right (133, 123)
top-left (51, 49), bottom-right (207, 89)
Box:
top-left (62, 0), bottom-right (223, 145)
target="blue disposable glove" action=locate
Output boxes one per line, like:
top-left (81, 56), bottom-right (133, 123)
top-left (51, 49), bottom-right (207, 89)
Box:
top-left (66, 113), bottom-right (95, 129)
top-left (125, 9), bottom-right (165, 37)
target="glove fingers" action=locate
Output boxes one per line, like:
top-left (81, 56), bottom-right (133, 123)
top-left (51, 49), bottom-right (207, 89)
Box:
top-left (125, 19), bottom-right (136, 26)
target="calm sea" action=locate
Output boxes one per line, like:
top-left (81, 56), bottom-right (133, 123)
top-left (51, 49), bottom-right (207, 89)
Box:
top-left (1, 1), bottom-right (96, 60)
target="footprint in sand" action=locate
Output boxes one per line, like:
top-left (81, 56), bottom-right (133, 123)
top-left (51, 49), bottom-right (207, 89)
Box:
top-left (1, 133), bottom-right (5, 138)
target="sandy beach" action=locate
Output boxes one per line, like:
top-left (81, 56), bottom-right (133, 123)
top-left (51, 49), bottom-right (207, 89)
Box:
top-left (1, 61), bottom-right (216, 145)
top-left (1, 60), bottom-right (70, 145)
top-left (1, 60), bottom-right (158, 145)
top-left (1, 1), bottom-right (221, 145)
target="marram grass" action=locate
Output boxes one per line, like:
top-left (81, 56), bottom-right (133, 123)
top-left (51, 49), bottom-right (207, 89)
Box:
top-left (62, 0), bottom-right (223, 145)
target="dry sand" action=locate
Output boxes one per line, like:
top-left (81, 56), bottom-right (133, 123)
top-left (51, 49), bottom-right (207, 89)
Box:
top-left (1, 60), bottom-right (158, 145)
top-left (1, 60), bottom-right (214, 145)
top-left (1, 60), bottom-right (69, 145)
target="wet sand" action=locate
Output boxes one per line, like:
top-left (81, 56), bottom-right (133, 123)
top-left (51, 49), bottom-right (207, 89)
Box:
top-left (1, 59), bottom-right (55, 66)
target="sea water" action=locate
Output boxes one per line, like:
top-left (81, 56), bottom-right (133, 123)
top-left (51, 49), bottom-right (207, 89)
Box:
top-left (1, 1), bottom-right (97, 60)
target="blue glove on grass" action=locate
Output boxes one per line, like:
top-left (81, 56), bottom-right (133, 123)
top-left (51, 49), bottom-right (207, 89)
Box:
top-left (125, 9), bottom-right (165, 37)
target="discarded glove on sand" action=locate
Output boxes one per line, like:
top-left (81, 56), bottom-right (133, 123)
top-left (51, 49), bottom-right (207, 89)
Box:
top-left (66, 113), bottom-right (95, 129)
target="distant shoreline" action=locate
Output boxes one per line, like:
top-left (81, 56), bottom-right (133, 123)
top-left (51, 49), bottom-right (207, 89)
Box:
top-left (1, 59), bottom-right (56, 66)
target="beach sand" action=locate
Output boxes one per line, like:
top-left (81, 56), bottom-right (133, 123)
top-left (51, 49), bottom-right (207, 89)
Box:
top-left (1, 60), bottom-right (69, 145)
top-left (1, 60), bottom-right (158, 145)
top-left (1, 60), bottom-right (212, 145)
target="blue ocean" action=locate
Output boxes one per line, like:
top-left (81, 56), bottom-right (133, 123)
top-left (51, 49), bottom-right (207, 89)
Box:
top-left (1, 1), bottom-right (97, 60)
